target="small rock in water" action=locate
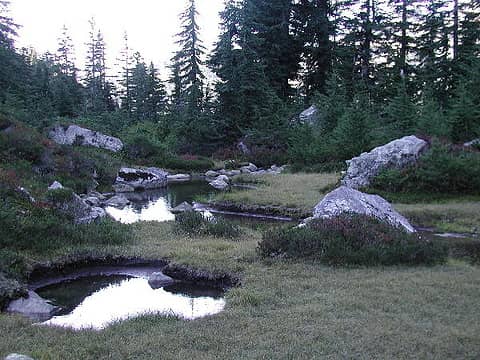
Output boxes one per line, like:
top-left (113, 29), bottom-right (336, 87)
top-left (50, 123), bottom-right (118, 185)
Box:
top-left (113, 183), bottom-right (135, 193)
top-left (167, 174), bottom-right (191, 183)
top-left (148, 272), bottom-right (175, 289)
top-left (105, 195), bottom-right (130, 208)
top-left (7, 291), bottom-right (59, 322)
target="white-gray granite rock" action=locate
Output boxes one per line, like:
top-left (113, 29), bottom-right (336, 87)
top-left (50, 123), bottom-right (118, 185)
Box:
top-left (48, 181), bottom-right (64, 190)
top-left (49, 124), bottom-right (123, 152)
top-left (104, 195), bottom-right (130, 208)
top-left (6, 291), bottom-right (59, 322)
top-left (342, 135), bottom-right (428, 189)
top-left (167, 174), bottom-right (191, 183)
top-left (310, 186), bottom-right (416, 233)
top-left (4, 354), bottom-right (35, 360)
top-left (209, 178), bottom-right (230, 191)
top-left (464, 138), bottom-right (480, 148)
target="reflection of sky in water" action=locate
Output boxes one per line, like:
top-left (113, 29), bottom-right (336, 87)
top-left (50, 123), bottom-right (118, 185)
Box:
top-left (105, 183), bottom-right (215, 224)
top-left (42, 278), bottom-right (225, 330)
top-left (106, 197), bottom-right (175, 224)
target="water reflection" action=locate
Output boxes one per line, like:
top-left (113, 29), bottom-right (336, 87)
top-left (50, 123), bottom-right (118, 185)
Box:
top-left (40, 277), bottom-right (225, 330)
top-left (106, 182), bottom-right (215, 224)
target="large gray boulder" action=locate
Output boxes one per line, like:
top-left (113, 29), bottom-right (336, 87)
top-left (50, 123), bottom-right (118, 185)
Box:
top-left (6, 291), bottom-right (59, 322)
top-left (104, 195), bottom-right (130, 208)
top-left (209, 178), bottom-right (230, 191)
top-left (49, 124), bottom-right (123, 152)
top-left (114, 167), bottom-right (168, 191)
top-left (342, 135), bottom-right (428, 189)
top-left (311, 186), bottom-right (416, 233)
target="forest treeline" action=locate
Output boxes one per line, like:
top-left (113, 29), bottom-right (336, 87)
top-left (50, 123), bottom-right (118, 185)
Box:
top-left (0, 0), bottom-right (479, 167)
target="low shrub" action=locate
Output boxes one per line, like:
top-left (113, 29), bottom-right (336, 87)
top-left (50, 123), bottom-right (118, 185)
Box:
top-left (46, 188), bottom-right (75, 203)
top-left (372, 142), bottom-right (480, 195)
top-left (175, 211), bottom-right (241, 239)
top-left (0, 273), bottom-right (26, 311)
top-left (0, 201), bottom-right (132, 254)
top-left (258, 214), bottom-right (447, 266)
top-left (163, 156), bottom-right (214, 172)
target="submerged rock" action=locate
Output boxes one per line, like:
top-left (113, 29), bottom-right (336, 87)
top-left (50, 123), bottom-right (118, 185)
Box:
top-left (147, 272), bottom-right (175, 289)
top-left (6, 291), bottom-right (59, 322)
top-left (115, 167), bottom-right (168, 191)
top-left (311, 186), bottom-right (416, 233)
top-left (171, 201), bottom-right (194, 214)
top-left (105, 195), bottom-right (130, 209)
top-left (167, 174), bottom-right (191, 183)
top-left (342, 135), bottom-right (428, 189)
top-left (48, 124), bottom-right (123, 152)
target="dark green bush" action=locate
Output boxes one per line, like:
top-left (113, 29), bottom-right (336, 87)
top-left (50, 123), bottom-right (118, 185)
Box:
top-left (259, 214), bottom-right (447, 266)
top-left (0, 273), bottom-right (26, 311)
top-left (163, 156), bottom-right (214, 172)
top-left (372, 142), bottom-right (480, 195)
top-left (175, 211), bottom-right (241, 239)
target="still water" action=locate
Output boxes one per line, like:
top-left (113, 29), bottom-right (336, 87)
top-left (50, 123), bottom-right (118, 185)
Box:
top-left (37, 275), bottom-right (225, 330)
top-left (105, 181), bottom-right (215, 224)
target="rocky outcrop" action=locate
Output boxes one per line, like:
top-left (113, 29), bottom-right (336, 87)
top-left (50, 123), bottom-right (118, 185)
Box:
top-left (48, 124), bottom-right (123, 152)
top-left (310, 186), bottom-right (416, 233)
top-left (147, 272), bottom-right (175, 289)
top-left (342, 135), bottom-right (428, 189)
top-left (48, 182), bottom-right (106, 224)
top-left (6, 290), bottom-right (59, 322)
top-left (114, 167), bottom-right (168, 192)
top-left (298, 105), bottom-right (319, 125)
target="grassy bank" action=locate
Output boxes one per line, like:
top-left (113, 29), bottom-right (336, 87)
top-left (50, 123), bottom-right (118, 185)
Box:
top-left (1, 220), bottom-right (480, 359)
top-left (216, 173), bottom-right (340, 211)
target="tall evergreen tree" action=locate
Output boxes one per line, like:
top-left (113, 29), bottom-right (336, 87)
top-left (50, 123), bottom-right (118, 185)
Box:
top-left (0, 0), bottom-right (17, 49)
top-left (292, 0), bottom-right (333, 98)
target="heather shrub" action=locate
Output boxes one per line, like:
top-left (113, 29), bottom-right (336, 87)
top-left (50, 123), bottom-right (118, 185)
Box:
top-left (259, 214), bottom-right (447, 266)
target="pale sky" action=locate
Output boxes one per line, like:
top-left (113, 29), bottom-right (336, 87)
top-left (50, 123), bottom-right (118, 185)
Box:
top-left (9, 0), bottom-right (224, 78)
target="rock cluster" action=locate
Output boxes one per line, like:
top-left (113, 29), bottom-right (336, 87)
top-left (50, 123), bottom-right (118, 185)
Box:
top-left (342, 135), bottom-right (428, 189)
top-left (205, 163), bottom-right (286, 191)
top-left (48, 182), bottom-right (106, 224)
top-left (48, 124), bottom-right (123, 152)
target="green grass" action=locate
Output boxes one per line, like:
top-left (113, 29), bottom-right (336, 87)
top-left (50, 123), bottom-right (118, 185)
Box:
top-left (1, 220), bottom-right (480, 359)
top-left (215, 172), bottom-right (340, 210)
top-left (396, 202), bottom-right (480, 234)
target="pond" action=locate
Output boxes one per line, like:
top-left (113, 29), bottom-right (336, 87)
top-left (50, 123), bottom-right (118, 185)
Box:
top-left (105, 181), bottom-right (216, 224)
top-left (105, 181), bottom-right (293, 225)
top-left (36, 274), bottom-right (225, 330)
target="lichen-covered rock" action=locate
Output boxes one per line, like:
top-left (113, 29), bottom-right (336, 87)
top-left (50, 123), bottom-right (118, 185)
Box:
top-left (311, 186), bottom-right (416, 233)
top-left (49, 124), bottom-right (123, 152)
top-left (342, 135), bottom-right (428, 189)
top-left (115, 167), bottom-right (168, 191)
top-left (6, 290), bottom-right (59, 322)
